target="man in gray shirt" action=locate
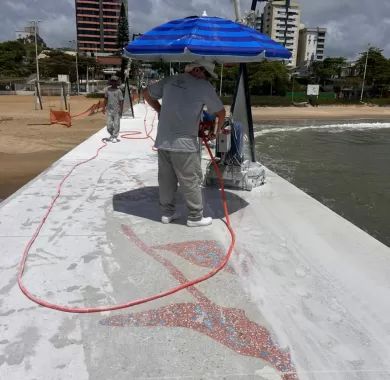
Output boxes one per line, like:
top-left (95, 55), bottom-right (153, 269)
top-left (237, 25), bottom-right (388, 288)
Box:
top-left (143, 60), bottom-right (226, 227)
top-left (103, 75), bottom-right (124, 143)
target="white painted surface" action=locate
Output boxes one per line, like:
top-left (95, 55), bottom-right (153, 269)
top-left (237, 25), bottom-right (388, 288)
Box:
top-left (0, 104), bottom-right (389, 379)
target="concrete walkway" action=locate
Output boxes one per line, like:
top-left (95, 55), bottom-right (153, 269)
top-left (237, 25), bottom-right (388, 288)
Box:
top-left (1, 104), bottom-right (390, 380)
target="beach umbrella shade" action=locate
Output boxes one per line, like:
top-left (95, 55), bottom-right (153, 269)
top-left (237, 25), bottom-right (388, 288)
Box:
top-left (125, 15), bottom-right (291, 164)
top-left (124, 16), bottom-right (291, 63)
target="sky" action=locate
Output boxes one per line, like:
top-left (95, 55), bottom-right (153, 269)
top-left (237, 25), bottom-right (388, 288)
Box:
top-left (1, 0), bottom-right (389, 60)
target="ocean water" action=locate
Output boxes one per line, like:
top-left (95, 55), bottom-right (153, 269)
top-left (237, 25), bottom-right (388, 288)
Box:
top-left (254, 120), bottom-right (390, 248)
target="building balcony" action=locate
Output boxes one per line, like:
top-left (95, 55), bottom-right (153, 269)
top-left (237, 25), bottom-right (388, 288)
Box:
top-left (77, 23), bottom-right (100, 29)
top-left (78, 28), bottom-right (100, 33)
top-left (77, 0), bottom-right (99, 3)
top-left (77, 7), bottom-right (100, 12)
top-left (77, 22), bottom-right (99, 27)
top-left (102, 3), bottom-right (121, 8)
top-left (103, 12), bottom-right (119, 17)
top-left (76, 13), bottom-right (99, 18)
top-left (276, 17), bottom-right (296, 22)
top-left (79, 41), bottom-right (100, 45)
top-left (276, 30), bottom-right (294, 34)
top-left (277, 23), bottom-right (296, 28)
top-left (77, 2), bottom-right (99, 8)
top-left (78, 34), bottom-right (101, 39)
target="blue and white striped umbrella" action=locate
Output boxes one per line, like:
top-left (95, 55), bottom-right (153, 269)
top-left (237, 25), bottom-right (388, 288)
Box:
top-left (124, 16), bottom-right (291, 63)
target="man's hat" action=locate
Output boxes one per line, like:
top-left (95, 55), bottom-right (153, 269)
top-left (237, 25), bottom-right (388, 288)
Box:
top-left (110, 75), bottom-right (119, 81)
top-left (184, 59), bottom-right (217, 79)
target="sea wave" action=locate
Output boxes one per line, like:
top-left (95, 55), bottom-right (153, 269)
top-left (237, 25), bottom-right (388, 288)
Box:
top-left (254, 122), bottom-right (390, 137)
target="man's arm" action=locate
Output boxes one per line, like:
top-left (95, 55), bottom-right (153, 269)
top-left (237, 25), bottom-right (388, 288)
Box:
top-left (143, 88), bottom-right (161, 114)
top-left (215, 107), bottom-right (226, 134)
top-left (119, 100), bottom-right (124, 116)
top-left (207, 107), bottom-right (226, 140)
top-left (102, 95), bottom-right (107, 114)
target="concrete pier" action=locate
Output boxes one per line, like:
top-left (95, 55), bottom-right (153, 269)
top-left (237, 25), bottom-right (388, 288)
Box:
top-left (1, 104), bottom-right (389, 379)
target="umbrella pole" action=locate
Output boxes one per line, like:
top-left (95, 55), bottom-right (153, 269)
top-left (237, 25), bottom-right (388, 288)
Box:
top-left (242, 64), bottom-right (256, 162)
top-left (231, 64), bottom-right (256, 163)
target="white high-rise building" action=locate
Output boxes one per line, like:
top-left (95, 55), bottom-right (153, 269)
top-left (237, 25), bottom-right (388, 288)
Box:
top-left (261, 0), bottom-right (301, 67)
top-left (297, 27), bottom-right (327, 68)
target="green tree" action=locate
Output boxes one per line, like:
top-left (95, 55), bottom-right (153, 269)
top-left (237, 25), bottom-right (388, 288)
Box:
top-left (117, 2), bottom-right (129, 51)
top-left (150, 61), bottom-right (170, 78)
top-left (0, 41), bottom-right (27, 77)
top-left (219, 64), bottom-right (239, 96)
top-left (354, 47), bottom-right (390, 97)
top-left (248, 60), bottom-right (289, 96)
top-left (0, 40), bottom-right (44, 78)
top-left (310, 57), bottom-right (347, 86)
top-left (39, 50), bottom-right (101, 83)
top-left (117, 1), bottom-right (130, 82)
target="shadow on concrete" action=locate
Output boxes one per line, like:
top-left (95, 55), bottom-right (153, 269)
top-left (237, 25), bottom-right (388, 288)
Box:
top-left (113, 186), bottom-right (249, 222)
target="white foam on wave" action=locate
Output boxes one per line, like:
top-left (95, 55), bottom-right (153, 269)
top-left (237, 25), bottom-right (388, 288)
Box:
top-left (254, 122), bottom-right (390, 137)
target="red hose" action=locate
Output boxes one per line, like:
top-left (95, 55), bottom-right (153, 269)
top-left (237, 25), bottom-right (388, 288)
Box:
top-left (17, 106), bottom-right (235, 313)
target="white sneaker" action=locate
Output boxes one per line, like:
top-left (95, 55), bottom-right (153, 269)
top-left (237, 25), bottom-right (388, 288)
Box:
top-left (161, 213), bottom-right (180, 224)
top-left (187, 217), bottom-right (212, 227)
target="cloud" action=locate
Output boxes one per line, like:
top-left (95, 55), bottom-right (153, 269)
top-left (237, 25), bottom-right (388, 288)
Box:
top-left (128, 0), bottom-right (234, 36)
top-left (299, 0), bottom-right (390, 58)
top-left (0, 0), bottom-right (76, 46)
top-left (5, 1), bottom-right (29, 12)
top-left (0, 0), bottom-right (389, 60)
top-left (40, 15), bottom-right (76, 48)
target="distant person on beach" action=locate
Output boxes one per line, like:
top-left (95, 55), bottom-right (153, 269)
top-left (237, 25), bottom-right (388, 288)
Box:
top-left (143, 60), bottom-right (226, 227)
top-left (103, 75), bottom-right (124, 143)
top-left (309, 95), bottom-right (319, 107)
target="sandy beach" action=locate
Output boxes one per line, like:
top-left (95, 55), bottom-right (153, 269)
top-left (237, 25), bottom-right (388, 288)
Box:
top-left (252, 104), bottom-right (390, 121)
top-left (0, 95), bottom-right (105, 200)
top-left (1, 94), bottom-right (390, 200)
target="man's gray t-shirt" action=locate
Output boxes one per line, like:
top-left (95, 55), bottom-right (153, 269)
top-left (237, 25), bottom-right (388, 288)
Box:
top-left (148, 73), bottom-right (224, 152)
top-left (104, 87), bottom-right (123, 114)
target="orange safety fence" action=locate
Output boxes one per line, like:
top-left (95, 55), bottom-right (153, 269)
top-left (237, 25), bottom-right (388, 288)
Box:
top-left (71, 100), bottom-right (105, 118)
top-left (131, 92), bottom-right (139, 103)
top-left (49, 93), bottom-right (142, 127)
top-left (49, 100), bottom-right (106, 128)
top-left (50, 109), bottom-right (72, 128)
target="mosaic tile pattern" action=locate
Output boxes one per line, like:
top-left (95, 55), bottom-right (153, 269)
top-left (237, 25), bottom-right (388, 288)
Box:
top-left (152, 240), bottom-right (236, 274)
top-left (99, 224), bottom-right (299, 379)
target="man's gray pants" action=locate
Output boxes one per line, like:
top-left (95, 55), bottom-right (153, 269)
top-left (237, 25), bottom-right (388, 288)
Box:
top-left (158, 149), bottom-right (203, 221)
top-left (106, 112), bottom-right (120, 138)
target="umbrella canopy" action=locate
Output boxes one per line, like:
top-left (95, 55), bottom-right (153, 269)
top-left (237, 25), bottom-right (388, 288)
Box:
top-left (124, 16), bottom-right (291, 63)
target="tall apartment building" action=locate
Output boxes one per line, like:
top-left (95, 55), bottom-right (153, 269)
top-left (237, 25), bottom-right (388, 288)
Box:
top-left (75, 0), bottom-right (128, 55)
top-left (297, 27), bottom-right (326, 68)
top-left (261, 0), bottom-right (301, 67)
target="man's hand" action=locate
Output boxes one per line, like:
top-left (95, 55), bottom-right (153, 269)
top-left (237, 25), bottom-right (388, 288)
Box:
top-left (208, 131), bottom-right (218, 140)
top-left (215, 108), bottom-right (226, 133)
top-left (102, 107), bottom-right (106, 115)
top-left (143, 88), bottom-right (161, 114)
